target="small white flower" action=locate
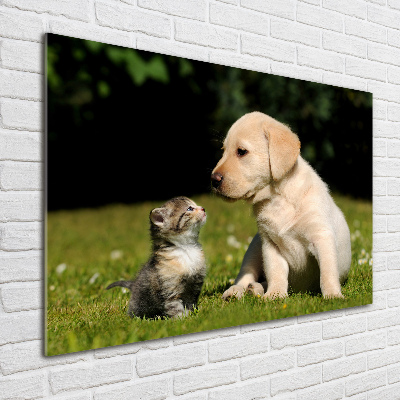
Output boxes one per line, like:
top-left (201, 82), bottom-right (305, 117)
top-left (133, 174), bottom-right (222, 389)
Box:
top-left (229, 278), bottom-right (235, 284)
top-left (227, 235), bottom-right (241, 249)
top-left (49, 285), bottom-right (55, 291)
top-left (247, 236), bottom-right (253, 244)
top-left (225, 254), bottom-right (233, 263)
top-left (361, 249), bottom-right (366, 256)
top-left (121, 288), bottom-right (128, 294)
top-left (89, 272), bottom-right (100, 284)
top-left (353, 219), bottom-right (360, 228)
top-left (56, 263), bottom-right (67, 275)
top-left (110, 250), bottom-right (123, 260)
top-left (226, 224), bottom-right (235, 233)
top-left (369, 258), bottom-right (373, 266)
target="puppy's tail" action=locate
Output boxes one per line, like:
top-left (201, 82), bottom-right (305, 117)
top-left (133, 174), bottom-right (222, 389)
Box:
top-left (106, 280), bottom-right (134, 291)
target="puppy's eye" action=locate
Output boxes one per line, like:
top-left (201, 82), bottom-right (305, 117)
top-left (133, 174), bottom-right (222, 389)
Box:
top-left (237, 148), bottom-right (248, 157)
top-left (187, 206), bottom-right (194, 212)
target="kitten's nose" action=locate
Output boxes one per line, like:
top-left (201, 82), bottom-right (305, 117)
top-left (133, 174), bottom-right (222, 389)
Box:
top-left (211, 172), bottom-right (223, 189)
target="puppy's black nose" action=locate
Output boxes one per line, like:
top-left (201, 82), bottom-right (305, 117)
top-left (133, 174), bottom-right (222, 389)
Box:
top-left (211, 172), bottom-right (223, 189)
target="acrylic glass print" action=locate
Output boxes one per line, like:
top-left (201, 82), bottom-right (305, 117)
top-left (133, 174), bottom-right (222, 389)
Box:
top-left (46, 33), bottom-right (372, 356)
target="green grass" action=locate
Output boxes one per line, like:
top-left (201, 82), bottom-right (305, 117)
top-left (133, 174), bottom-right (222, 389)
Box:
top-left (46, 194), bottom-right (372, 356)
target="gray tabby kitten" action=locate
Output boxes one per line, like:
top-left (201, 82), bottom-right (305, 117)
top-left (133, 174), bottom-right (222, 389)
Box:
top-left (107, 196), bottom-right (207, 319)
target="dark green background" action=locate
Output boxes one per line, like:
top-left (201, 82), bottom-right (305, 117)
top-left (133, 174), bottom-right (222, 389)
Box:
top-left (47, 33), bottom-right (372, 211)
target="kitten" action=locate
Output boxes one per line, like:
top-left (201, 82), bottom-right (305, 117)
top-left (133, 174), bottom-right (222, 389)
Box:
top-left (106, 196), bottom-right (207, 319)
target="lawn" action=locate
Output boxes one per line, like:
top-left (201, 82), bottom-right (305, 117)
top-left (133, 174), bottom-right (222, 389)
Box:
top-left (46, 193), bottom-right (372, 356)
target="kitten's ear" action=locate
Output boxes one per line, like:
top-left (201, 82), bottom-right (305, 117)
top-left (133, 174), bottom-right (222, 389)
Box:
top-left (150, 208), bottom-right (165, 226)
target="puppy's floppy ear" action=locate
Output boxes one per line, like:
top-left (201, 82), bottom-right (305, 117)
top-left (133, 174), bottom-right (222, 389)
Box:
top-left (150, 208), bottom-right (165, 226)
top-left (264, 120), bottom-right (301, 181)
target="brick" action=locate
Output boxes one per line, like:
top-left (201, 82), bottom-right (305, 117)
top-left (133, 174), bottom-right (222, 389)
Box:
top-left (241, 34), bottom-right (296, 63)
top-left (298, 47), bottom-right (343, 73)
top-left (240, 350), bottom-right (295, 380)
top-left (345, 18), bottom-right (386, 44)
top-left (272, 62), bottom-right (322, 83)
top-left (241, 317), bottom-right (297, 333)
top-left (1, 99), bottom-right (42, 132)
top-left (0, 222), bottom-right (42, 251)
top-left (1, 281), bottom-right (42, 312)
top-left (210, 51), bottom-right (270, 73)
top-left (375, 159), bottom-right (400, 177)
top-left (346, 57), bottom-right (386, 82)
top-left (50, 359), bottom-right (133, 394)
top-left (388, 104), bottom-right (400, 122)
top-left (241, 0), bottom-right (295, 20)
top-left (371, 253), bottom-right (386, 272)
top-left (323, 315), bottom-right (366, 339)
top-left (389, 0), bottom-right (400, 10)
top-left (345, 368), bottom-right (386, 396)
top-left (368, 346), bottom-right (400, 369)
top-left (369, 43), bottom-right (400, 68)
top-left (322, 72), bottom-right (366, 91)
top-left (371, 194), bottom-right (400, 214)
top-left (0, 192), bottom-right (41, 222)
top-left (49, 21), bottom-right (132, 48)
top-left (0, 130), bottom-right (41, 161)
top-left (173, 327), bottom-right (236, 345)
top-left (388, 327), bottom-right (400, 345)
top-left (0, 9), bottom-right (44, 42)
top-left (301, 0), bottom-right (321, 4)
top-left (297, 381), bottom-right (343, 400)
top-left (2, 0), bottom-right (90, 22)
top-left (0, 371), bottom-right (46, 400)
top-left (388, 289), bottom-right (400, 307)
top-left (0, 310), bottom-right (40, 346)
top-left (388, 252), bottom-right (400, 269)
top-left (388, 66), bottom-right (400, 85)
top-left (94, 343), bottom-right (142, 359)
top-left (0, 39), bottom-right (42, 73)
top-left (208, 379), bottom-right (269, 400)
top-left (369, 82), bottom-right (400, 104)
top-left (373, 100), bottom-right (387, 120)
top-left (209, 332), bottom-right (268, 362)
top-left (389, 29), bottom-right (400, 49)
top-left (374, 233), bottom-right (400, 251)
top-left (323, 355), bottom-right (366, 382)
top-left (345, 292), bottom-right (385, 315)
top-left (271, 19), bottom-right (320, 47)
top-left (368, 4), bottom-right (400, 30)
top-left (94, 378), bottom-right (168, 400)
top-left (297, 341), bottom-right (343, 366)
top-left (138, 0), bottom-right (206, 21)
top-left (0, 161), bottom-right (42, 190)
top-left (210, 3), bottom-right (269, 36)
top-left (270, 322), bottom-right (321, 350)
top-left (137, 344), bottom-right (206, 377)
top-left (298, 309), bottom-right (344, 324)
top-left (175, 20), bottom-right (237, 50)
top-left (388, 363), bottom-right (400, 384)
top-left (388, 179), bottom-right (400, 195)
top-left (373, 179), bottom-right (386, 196)
top-left (388, 216), bottom-right (400, 232)
top-left (174, 363), bottom-right (239, 395)
top-left (0, 250), bottom-right (41, 283)
top-left (96, 1), bottom-right (170, 39)
top-left (137, 37), bottom-right (208, 62)
top-left (346, 330), bottom-right (386, 355)
top-left (373, 215), bottom-right (386, 233)
top-left (323, 32), bottom-right (366, 58)
top-left (45, 394), bottom-right (90, 400)
top-left (270, 365), bottom-right (321, 396)
top-left (368, 383), bottom-right (400, 400)
top-left (374, 121), bottom-right (400, 139)
top-left (323, 0), bottom-right (366, 19)
top-left (297, 3), bottom-right (343, 32)
top-left (368, 308), bottom-right (400, 330)
top-left (373, 139), bottom-right (386, 157)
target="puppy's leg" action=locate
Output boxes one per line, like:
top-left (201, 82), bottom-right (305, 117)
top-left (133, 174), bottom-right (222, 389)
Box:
top-left (311, 231), bottom-right (344, 299)
top-left (222, 233), bottom-right (263, 300)
top-left (165, 300), bottom-right (188, 318)
top-left (262, 239), bottom-right (289, 300)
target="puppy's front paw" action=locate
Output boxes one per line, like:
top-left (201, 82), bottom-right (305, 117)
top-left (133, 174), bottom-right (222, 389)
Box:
top-left (246, 282), bottom-right (265, 297)
top-left (323, 291), bottom-right (344, 299)
top-left (263, 290), bottom-right (288, 300)
top-left (222, 285), bottom-right (245, 300)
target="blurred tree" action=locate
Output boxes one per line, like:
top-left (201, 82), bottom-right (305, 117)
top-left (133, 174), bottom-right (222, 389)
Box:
top-left (47, 34), bottom-right (371, 210)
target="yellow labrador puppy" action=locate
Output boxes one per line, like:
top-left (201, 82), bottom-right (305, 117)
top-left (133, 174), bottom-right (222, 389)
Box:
top-left (211, 112), bottom-right (351, 300)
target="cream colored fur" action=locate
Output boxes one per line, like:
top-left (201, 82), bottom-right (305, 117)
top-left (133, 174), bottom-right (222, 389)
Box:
top-left (212, 112), bottom-right (351, 300)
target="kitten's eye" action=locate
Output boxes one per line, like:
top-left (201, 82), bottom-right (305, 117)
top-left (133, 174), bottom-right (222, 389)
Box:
top-left (187, 206), bottom-right (194, 212)
top-left (237, 148), bottom-right (248, 157)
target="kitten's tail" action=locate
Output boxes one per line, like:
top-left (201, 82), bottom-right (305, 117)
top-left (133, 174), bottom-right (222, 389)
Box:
top-left (106, 280), bottom-right (134, 291)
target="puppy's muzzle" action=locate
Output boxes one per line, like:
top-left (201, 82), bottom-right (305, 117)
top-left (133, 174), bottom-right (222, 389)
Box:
top-left (211, 172), bottom-right (223, 189)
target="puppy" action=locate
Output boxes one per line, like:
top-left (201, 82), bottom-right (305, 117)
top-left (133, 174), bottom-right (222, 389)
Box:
top-left (211, 112), bottom-right (351, 300)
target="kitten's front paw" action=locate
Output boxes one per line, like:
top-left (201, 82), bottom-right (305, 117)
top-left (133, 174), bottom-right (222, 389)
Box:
top-left (263, 290), bottom-right (288, 300)
top-left (246, 282), bottom-right (265, 297)
top-left (222, 284), bottom-right (245, 300)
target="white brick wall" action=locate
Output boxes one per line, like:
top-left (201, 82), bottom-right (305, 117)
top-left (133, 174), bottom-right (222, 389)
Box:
top-left (0, 0), bottom-right (399, 399)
